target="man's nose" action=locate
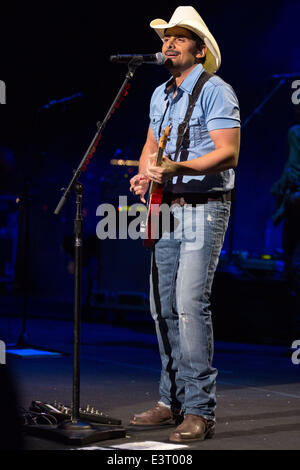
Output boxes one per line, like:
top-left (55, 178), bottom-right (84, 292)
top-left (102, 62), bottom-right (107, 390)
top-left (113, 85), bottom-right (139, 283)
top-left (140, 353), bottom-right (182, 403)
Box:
top-left (165, 37), bottom-right (176, 48)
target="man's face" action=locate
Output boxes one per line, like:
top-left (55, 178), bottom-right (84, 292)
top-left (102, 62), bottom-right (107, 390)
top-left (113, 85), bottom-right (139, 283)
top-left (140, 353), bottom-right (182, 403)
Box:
top-left (162, 26), bottom-right (205, 71)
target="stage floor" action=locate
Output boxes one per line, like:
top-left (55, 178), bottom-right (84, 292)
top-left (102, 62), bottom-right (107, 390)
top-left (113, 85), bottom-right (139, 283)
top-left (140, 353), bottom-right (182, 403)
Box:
top-left (1, 315), bottom-right (300, 451)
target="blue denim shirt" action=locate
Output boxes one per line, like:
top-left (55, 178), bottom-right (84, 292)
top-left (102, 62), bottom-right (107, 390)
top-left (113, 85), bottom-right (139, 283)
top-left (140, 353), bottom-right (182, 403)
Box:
top-left (149, 64), bottom-right (240, 193)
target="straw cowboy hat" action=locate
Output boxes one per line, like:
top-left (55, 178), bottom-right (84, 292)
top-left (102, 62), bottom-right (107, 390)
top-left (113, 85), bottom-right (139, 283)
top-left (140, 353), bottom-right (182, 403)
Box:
top-left (150, 6), bottom-right (221, 73)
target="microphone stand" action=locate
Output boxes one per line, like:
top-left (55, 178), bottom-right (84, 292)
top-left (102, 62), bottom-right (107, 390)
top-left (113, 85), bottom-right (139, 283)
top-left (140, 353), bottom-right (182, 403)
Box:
top-left (25, 58), bottom-right (143, 445)
top-left (227, 78), bottom-right (286, 261)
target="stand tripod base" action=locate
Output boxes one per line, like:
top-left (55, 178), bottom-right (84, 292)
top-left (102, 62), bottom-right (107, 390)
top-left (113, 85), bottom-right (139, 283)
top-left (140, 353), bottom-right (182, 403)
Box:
top-left (23, 420), bottom-right (126, 445)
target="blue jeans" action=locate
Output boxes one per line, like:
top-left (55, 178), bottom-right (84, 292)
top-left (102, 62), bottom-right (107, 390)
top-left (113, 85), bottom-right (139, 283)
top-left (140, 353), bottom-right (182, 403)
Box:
top-left (149, 201), bottom-right (231, 420)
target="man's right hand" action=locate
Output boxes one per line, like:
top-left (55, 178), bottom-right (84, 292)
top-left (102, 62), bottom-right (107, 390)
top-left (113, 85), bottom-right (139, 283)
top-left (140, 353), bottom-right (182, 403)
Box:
top-left (129, 173), bottom-right (150, 203)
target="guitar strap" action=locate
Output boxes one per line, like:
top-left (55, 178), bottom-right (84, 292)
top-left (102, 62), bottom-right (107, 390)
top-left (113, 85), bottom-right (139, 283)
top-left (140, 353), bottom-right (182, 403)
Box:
top-left (174, 70), bottom-right (212, 162)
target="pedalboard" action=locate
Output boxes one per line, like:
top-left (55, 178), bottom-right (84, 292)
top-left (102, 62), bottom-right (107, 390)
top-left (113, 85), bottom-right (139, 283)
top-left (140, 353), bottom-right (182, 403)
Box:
top-left (29, 400), bottom-right (122, 425)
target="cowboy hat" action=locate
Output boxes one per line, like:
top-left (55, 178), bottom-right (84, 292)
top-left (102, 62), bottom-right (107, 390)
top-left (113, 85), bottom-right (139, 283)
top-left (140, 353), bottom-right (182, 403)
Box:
top-left (150, 6), bottom-right (221, 73)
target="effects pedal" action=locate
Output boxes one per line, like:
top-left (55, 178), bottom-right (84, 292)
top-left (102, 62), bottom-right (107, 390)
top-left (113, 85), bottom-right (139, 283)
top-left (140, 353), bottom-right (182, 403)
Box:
top-left (29, 401), bottom-right (70, 424)
top-left (78, 404), bottom-right (121, 425)
top-left (30, 401), bottom-right (122, 426)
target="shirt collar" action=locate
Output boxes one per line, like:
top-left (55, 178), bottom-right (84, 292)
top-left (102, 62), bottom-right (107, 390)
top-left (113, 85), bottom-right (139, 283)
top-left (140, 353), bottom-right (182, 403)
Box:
top-left (179, 64), bottom-right (205, 95)
top-left (164, 64), bottom-right (205, 97)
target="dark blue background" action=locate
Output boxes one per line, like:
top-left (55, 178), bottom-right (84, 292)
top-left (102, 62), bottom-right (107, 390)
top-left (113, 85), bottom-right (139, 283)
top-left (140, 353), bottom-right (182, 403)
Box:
top-left (1, 0), bottom-right (300, 304)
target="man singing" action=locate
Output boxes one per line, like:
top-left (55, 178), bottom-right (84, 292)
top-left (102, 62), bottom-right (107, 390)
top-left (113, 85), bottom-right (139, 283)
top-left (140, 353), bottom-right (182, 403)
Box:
top-left (129, 6), bottom-right (240, 442)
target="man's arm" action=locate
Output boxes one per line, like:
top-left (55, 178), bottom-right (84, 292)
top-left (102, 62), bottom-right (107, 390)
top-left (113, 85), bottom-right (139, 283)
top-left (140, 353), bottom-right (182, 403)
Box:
top-left (146, 127), bottom-right (240, 183)
top-left (138, 127), bottom-right (159, 173)
top-left (129, 127), bottom-right (158, 202)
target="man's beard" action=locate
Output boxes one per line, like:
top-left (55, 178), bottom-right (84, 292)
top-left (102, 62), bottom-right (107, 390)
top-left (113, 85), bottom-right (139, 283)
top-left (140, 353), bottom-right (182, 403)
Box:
top-left (164, 57), bottom-right (182, 73)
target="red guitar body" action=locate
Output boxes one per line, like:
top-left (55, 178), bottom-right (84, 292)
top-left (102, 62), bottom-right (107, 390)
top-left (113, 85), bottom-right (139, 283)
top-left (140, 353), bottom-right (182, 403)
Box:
top-left (142, 126), bottom-right (171, 248)
top-left (142, 184), bottom-right (164, 248)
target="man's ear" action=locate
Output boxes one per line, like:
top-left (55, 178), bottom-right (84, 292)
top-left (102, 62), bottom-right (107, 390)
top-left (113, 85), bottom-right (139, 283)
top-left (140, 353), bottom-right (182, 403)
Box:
top-left (196, 44), bottom-right (207, 59)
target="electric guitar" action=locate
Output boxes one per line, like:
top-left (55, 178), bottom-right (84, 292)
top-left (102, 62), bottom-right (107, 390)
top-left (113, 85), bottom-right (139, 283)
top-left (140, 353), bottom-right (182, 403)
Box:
top-left (142, 125), bottom-right (171, 248)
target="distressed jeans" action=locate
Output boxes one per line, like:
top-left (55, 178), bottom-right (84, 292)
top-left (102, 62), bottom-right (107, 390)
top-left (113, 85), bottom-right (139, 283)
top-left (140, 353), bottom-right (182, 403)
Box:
top-left (149, 201), bottom-right (231, 420)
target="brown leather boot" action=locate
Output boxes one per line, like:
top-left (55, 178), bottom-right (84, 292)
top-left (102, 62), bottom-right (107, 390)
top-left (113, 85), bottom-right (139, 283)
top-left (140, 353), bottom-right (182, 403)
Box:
top-left (130, 402), bottom-right (181, 426)
top-left (169, 414), bottom-right (215, 442)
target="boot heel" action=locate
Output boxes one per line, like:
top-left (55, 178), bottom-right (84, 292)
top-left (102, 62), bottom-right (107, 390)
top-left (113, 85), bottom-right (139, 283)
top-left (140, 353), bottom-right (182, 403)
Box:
top-left (206, 425), bottom-right (215, 439)
top-left (174, 413), bottom-right (184, 425)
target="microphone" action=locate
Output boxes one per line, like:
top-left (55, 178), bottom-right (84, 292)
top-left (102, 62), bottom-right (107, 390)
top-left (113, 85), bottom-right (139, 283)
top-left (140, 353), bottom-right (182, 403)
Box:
top-left (110, 52), bottom-right (165, 65)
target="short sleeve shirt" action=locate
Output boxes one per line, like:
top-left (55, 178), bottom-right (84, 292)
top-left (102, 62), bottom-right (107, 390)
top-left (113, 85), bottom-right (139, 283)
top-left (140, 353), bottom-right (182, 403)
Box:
top-left (149, 64), bottom-right (241, 193)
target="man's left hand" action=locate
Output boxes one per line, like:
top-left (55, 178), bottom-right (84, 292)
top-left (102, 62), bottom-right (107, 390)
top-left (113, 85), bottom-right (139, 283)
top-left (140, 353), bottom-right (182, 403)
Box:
top-left (146, 154), bottom-right (181, 184)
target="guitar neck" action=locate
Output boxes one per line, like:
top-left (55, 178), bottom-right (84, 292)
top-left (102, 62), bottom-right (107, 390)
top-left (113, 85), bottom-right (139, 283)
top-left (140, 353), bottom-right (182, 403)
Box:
top-left (149, 147), bottom-right (164, 196)
top-left (155, 146), bottom-right (164, 166)
top-left (147, 125), bottom-right (171, 199)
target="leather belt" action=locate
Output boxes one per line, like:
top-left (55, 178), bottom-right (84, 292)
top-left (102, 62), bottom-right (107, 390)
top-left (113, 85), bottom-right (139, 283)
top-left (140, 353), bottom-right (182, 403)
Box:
top-left (163, 191), bottom-right (232, 207)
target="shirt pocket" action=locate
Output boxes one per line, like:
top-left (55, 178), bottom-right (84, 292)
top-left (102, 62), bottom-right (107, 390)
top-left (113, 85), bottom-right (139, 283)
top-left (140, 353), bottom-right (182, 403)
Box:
top-left (174, 116), bottom-right (202, 150)
top-left (187, 117), bottom-right (202, 147)
top-left (150, 114), bottom-right (163, 140)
